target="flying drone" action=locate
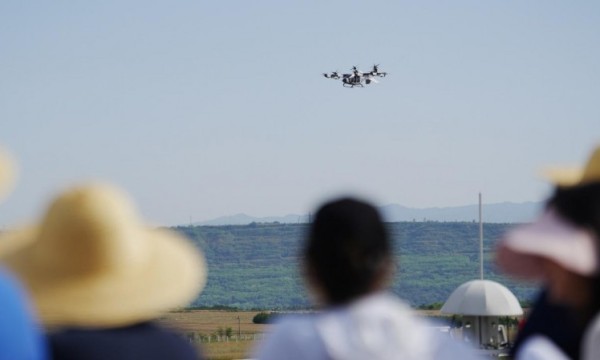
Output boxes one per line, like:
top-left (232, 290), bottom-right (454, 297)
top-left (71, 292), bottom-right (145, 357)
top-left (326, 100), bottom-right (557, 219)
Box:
top-left (323, 65), bottom-right (387, 88)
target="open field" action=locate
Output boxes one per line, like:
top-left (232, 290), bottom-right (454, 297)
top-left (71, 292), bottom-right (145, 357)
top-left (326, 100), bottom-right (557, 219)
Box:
top-left (159, 310), bottom-right (269, 360)
top-left (160, 310), bottom-right (268, 334)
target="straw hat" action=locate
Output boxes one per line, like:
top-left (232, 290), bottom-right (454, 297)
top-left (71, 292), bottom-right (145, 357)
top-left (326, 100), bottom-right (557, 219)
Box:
top-left (542, 145), bottom-right (600, 187)
top-left (0, 147), bottom-right (16, 201)
top-left (496, 208), bottom-right (598, 280)
top-left (0, 183), bottom-right (206, 328)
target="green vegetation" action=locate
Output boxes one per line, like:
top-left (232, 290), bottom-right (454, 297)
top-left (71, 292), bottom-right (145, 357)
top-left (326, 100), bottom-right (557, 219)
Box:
top-left (217, 327), bottom-right (233, 337)
top-left (174, 222), bottom-right (538, 309)
top-left (417, 302), bottom-right (445, 310)
top-left (252, 312), bottom-right (276, 324)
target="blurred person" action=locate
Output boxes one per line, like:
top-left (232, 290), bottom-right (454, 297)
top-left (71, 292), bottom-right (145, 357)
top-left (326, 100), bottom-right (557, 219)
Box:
top-left (496, 145), bottom-right (600, 359)
top-left (0, 148), bottom-right (48, 360)
top-left (0, 147), bottom-right (16, 201)
top-left (0, 183), bottom-right (207, 360)
top-left (254, 197), bottom-right (481, 360)
top-left (510, 290), bottom-right (582, 359)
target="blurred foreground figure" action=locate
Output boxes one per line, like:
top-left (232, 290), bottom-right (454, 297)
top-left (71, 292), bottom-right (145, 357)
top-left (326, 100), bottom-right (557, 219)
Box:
top-left (497, 145), bottom-right (600, 360)
top-left (0, 183), bottom-right (207, 360)
top-left (254, 198), bottom-right (480, 360)
top-left (0, 148), bottom-right (16, 201)
top-left (0, 148), bottom-right (48, 360)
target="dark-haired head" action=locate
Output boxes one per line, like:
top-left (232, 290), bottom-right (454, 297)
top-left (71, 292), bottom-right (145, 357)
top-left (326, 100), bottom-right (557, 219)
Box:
top-left (303, 198), bottom-right (393, 306)
top-left (546, 182), bottom-right (600, 320)
top-left (547, 182), bottom-right (600, 240)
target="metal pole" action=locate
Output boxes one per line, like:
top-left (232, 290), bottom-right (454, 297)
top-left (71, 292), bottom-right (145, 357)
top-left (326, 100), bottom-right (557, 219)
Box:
top-left (479, 193), bottom-right (483, 280)
top-left (237, 316), bottom-right (241, 339)
top-left (478, 316), bottom-right (483, 348)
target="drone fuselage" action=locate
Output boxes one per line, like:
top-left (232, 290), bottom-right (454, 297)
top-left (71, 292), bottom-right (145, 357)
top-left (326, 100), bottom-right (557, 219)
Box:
top-left (342, 76), bottom-right (363, 87)
top-left (324, 65), bottom-right (386, 87)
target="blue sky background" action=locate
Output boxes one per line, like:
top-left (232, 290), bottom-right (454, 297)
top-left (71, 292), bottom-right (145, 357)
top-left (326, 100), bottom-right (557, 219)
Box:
top-left (1, 1), bottom-right (599, 226)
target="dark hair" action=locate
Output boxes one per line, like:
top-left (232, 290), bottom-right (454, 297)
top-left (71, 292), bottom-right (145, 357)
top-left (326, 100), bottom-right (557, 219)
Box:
top-left (303, 198), bottom-right (391, 305)
top-left (547, 182), bottom-right (600, 241)
top-left (547, 182), bottom-right (600, 323)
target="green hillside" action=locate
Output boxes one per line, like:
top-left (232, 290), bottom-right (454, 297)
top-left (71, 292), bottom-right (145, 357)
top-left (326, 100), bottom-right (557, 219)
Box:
top-left (174, 222), bottom-right (538, 309)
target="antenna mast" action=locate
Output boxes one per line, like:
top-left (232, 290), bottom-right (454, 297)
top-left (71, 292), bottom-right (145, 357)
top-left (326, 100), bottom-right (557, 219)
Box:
top-left (479, 193), bottom-right (483, 280)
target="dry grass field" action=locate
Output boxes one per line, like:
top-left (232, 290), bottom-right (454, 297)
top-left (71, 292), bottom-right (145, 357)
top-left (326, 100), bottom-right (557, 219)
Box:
top-left (159, 310), bottom-right (269, 360)
top-left (160, 310), bottom-right (268, 334)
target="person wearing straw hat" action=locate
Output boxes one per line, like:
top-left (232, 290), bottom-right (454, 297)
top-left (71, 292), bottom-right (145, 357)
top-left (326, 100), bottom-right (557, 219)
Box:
top-left (496, 145), bottom-right (600, 360)
top-left (254, 197), bottom-right (480, 360)
top-left (0, 182), bottom-right (207, 360)
top-left (0, 148), bottom-right (48, 360)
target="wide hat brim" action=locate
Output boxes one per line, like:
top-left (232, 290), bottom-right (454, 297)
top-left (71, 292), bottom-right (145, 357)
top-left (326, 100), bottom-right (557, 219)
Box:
top-left (496, 209), bottom-right (598, 280)
top-left (3, 224), bottom-right (206, 328)
top-left (0, 149), bottom-right (16, 202)
top-left (540, 145), bottom-right (600, 187)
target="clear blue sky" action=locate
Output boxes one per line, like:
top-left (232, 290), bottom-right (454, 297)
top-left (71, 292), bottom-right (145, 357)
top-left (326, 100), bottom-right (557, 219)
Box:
top-left (1, 1), bottom-right (599, 226)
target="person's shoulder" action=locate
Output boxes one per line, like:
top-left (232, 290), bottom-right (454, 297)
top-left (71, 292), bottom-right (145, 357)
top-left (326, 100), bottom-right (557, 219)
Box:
top-left (253, 313), bottom-right (327, 360)
top-left (0, 268), bottom-right (48, 360)
top-left (50, 322), bottom-right (201, 360)
top-left (313, 293), bottom-right (477, 359)
top-left (0, 268), bottom-right (27, 301)
top-left (582, 313), bottom-right (600, 360)
top-left (265, 313), bottom-right (320, 342)
top-left (351, 292), bottom-right (430, 329)
top-left (354, 293), bottom-right (481, 359)
top-left (427, 332), bottom-right (483, 360)
top-left (516, 335), bottom-right (570, 360)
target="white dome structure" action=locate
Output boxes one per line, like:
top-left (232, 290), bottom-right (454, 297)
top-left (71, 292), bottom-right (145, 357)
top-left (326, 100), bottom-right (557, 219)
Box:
top-left (441, 279), bottom-right (523, 316)
top-left (439, 195), bottom-right (523, 353)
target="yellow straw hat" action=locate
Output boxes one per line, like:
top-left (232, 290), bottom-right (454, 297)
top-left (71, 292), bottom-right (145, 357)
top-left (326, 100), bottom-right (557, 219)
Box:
top-left (1, 183), bottom-right (206, 328)
top-left (0, 147), bottom-right (16, 202)
top-left (542, 145), bottom-right (600, 187)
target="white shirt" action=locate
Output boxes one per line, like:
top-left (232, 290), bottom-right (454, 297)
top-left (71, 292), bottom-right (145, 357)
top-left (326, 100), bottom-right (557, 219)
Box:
top-left (254, 292), bottom-right (482, 360)
top-left (515, 335), bottom-right (570, 360)
top-left (582, 313), bottom-right (600, 360)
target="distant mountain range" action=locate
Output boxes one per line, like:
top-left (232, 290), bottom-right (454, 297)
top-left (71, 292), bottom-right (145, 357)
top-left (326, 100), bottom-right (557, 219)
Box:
top-left (196, 201), bottom-right (543, 226)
